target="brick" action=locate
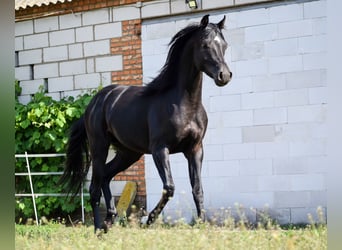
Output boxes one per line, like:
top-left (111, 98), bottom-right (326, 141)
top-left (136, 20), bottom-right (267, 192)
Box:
top-left (245, 24), bottom-right (277, 43)
top-left (252, 74), bottom-right (286, 92)
top-left (15, 66), bottom-right (32, 81)
top-left (95, 22), bottom-right (122, 40)
top-left (288, 105), bottom-right (326, 123)
top-left (269, 55), bottom-right (303, 74)
top-left (265, 38), bottom-right (298, 57)
top-left (278, 20), bottom-right (313, 39)
top-left (236, 7), bottom-right (268, 27)
top-left (235, 58), bottom-right (267, 77)
top-left (34, 16), bottom-right (58, 32)
top-left (141, 0), bottom-right (170, 19)
top-left (100, 72), bottom-right (112, 86)
top-left (170, 0), bottom-right (190, 14)
top-left (113, 5), bottom-right (140, 21)
top-left (206, 127), bottom-right (242, 144)
top-left (49, 29), bottom-right (75, 46)
top-left (269, 3), bottom-right (303, 23)
top-left (84, 40), bottom-right (110, 57)
top-left (144, 22), bottom-right (176, 40)
top-left (313, 17), bottom-right (327, 35)
top-left (75, 73), bottom-right (101, 89)
top-left (203, 144), bottom-right (223, 161)
top-left (303, 52), bottom-right (326, 70)
top-left (202, 0), bottom-right (234, 9)
top-left (76, 26), bottom-right (94, 42)
top-left (20, 79), bottom-right (45, 95)
top-left (309, 191), bottom-right (327, 208)
top-left (68, 44), bottom-right (83, 59)
top-left (60, 59), bottom-right (86, 76)
top-left (222, 77), bottom-right (253, 95)
top-left (307, 156), bottom-right (327, 173)
top-left (239, 159), bottom-right (273, 176)
top-left (242, 125), bottom-right (275, 143)
top-left (95, 55), bottom-right (123, 72)
top-left (273, 157), bottom-right (308, 175)
top-left (46, 92), bottom-right (61, 101)
top-left (24, 33), bottom-right (48, 49)
top-left (286, 69), bottom-right (324, 89)
top-left (298, 35), bottom-right (327, 54)
top-left (275, 124), bottom-right (311, 142)
top-left (34, 63), bottom-right (59, 79)
top-left (258, 175), bottom-right (291, 191)
top-left (253, 107), bottom-right (287, 125)
top-left (15, 20), bottom-right (33, 36)
top-left (223, 143), bottom-right (255, 160)
top-left (82, 8), bottom-right (109, 26)
top-left (291, 174), bottom-right (326, 191)
top-left (18, 49), bottom-right (42, 65)
top-left (232, 42), bottom-right (264, 61)
top-left (304, 0), bottom-right (326, 19)
top-left (18, 95), bottom-right (31, 105)
top-left (274, 191), bottom-right (310, 208)
top-left (43, 46), bottom-right (68, 62)
top-left (86, 58), bottom-right (95, 73)
top-left (207, 160), bottom-right (239, 177)
top-left (15, 37), bottom-right (23, 51)
top-left (48, 76), bottom-right (74, 92)
top-left (222, 110), bottom-right (254, 127)
top-left (225, 28), bottom-right (244, 47)
top-left (241, 92), bottom-right (274, 109)
top-left (59, 13), bottom-right (82, 29)
top-left (289, 140), bottom-right (326, 157)
top-left (274, 89), bottom-right (308, 107)
top-left (209, 94), bottom-right (240, 112)
top-left (255, 142), bottom-right (289, 158)
top-left (63, 89), bottom-right (83, 98)
top-left (309, 87), bottom-right (327, 104)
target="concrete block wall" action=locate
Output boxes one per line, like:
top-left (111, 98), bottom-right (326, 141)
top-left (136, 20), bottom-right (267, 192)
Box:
top-left (15, 8), bottom-right (124, 103)
top-left (142, 0), bottom-right (327, 224)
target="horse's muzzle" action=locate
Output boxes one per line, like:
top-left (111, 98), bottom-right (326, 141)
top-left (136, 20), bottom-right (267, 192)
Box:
top-left (215, 69), bottom-right (232, 87)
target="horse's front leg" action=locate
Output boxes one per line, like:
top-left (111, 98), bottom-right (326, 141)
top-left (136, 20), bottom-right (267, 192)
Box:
top-left (185, 145), bottom-right (205, 222)
top-left (146, 147), bottom-right (175, 225)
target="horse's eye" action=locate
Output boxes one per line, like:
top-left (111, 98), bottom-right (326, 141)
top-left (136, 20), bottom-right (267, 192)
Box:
top-left (202, 44), bottom-right (209, 49)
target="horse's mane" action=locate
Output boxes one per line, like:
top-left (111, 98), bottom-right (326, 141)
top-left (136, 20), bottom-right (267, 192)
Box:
top-left (142, 23), bottom-right (205, 96)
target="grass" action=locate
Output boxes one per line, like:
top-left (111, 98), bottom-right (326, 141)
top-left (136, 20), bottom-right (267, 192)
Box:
top-left (15, 214), bottom-right (327, 250)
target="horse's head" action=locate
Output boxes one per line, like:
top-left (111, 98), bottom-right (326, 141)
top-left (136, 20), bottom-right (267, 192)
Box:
top-left (193, 15), bottom-right (232, 87)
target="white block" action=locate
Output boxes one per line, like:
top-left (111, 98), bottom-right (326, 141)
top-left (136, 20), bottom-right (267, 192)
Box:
top-left (15, 66), bottom-right (31, 81)
top-left (303, 52), bottom-right (326, 70)
top-left (18, 95), bottom-right (31, 105)
top-left (75, 73), bottom-right (101, 89)
top-left (274, 89), bottom-right (308, 107)
top-left (289, 140), bottom-right (326, 157)
top-left (86, 58), bottom-right (95, 73)
top-left (265, 38), bottom-right (298, 57)
top-left (209, 94), bottom-right (240, 112)
top-left (236, 7), bottom-right (268, 27)
top-left (18, 49), bottom-right (42, 65)
top-left (304, 0), bottom-right (326, 19)
top-left (59, 13), bottom-right (82, 29)
top-left (307, 156), bottom-right (327, 173)
top-left (76, 26), bottom-right (94, 42)
top-left (15, 20), bottom-right (33, 36)
top-left (46, 92), bottom-right (61, 101)
top-left (252, 74), bottom-right (286, 92)
top-left (269, 55), bottom-right (303, 74)
top-left (232, 42), bottom-right (264, 61)
top-left (95, 55), bottom-right (123, 72)
top-left (95, 22), bottom-right (122, 40)
top-left (222, 110), bottom-right (254, 127)
top-left (43, 46), bottom-right (68, 62)
top-left (141, 0), bottom-right (170, 19)
top-left (278, 20), bottom-right (313, 39)
top-left (255, 142), bottom-right (289, 158)
top-left (269, 3), bottom-right (303, 23)
top-left (34, 16), bottom-right (58, 32)
top-left (239, 159), bottom-right (273, 176)
top-left (313, 17), bottom-right (327, 35)
top-left (285, 69), bottom-right (324, 89)
top-left (253, 107), bottom-right (287, 125)
top-left (288, 105), bottom-right (326, 123)
top-left (207, 160), bottom-right (239, 177)
top-left (258, 175), bottom-right (291, 192)
top-left (298, 35), bottom-right (327, 54)
top-left (291, 174), bottom-right (326, 191)
top-left (309, 190), bottom-right (327, 207)
top-left (60, 60), bottom-right (86, 76)
top-left (82, 8), bottom-right (109, 26)
top-left (309, 87), bottom-right (327, 104)
top-left (49, 29), bottom-right (75, 46)
top-left (242, 125), bottom-right (275, 143)
top-left (206, 127), bottom-right (242, 145)
top-left (275, 124), bottom-right (311, 142)
top-left (245, 24), bottom-right (277, 43)
top-left (24, 33), bottom-right (49, 49)
top-left (144, 22), bottom-right (176, 40)
top-left (48, 76), bottom-right (74, 92)
top-left (100, 72), bottom-right (112, 86)
top-left (34, 63), bottom-right (59, 79)
top-left (222, 77), bottom-right (253, 95)
top-left (20, 79), bottom-right (45, 95)
top-left (241, 92), bottom-right (274, 109)
top-left (15, 37), bottom-right (23, 51)
top-left (274, 191), bottom-right (310, 208)
top-left (203, 144), bottom-right (223, 161)
top-left (68, 43), bottom-right (83, 59)
top-left (223, 143), bottom-right (255, 160)
top-left (273, 157), bottom-right (308, 175)
top-left (235, 58), bottom-right (267, 77)
top-left (113, 5), bottom-right (140, 21)
top-left (291, 207), bottom-right (326, 224)
top-left (202, 0), bottom-right (234, 9)
top-left (84, 40), bottom-right (110, 57)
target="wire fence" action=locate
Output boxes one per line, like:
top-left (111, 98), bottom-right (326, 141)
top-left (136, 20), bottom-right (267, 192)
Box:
top-left (15, 152), bottom-right (87, 225)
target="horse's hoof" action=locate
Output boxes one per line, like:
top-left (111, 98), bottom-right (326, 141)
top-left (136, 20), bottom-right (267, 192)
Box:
top-left (101, 221), bottom-right (111, 233)
top-left (140, 215), bottom-right (148, 225)
top-left (95, 228), bottom-right (104, 238)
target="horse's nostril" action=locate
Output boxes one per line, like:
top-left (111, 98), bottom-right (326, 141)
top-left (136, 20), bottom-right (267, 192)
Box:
top-left (230, 72), bottom-right (233, 78)
top-left (219, 72), bottom-right (223, 81)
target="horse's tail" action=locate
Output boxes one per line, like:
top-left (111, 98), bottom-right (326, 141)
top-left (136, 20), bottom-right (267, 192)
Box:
top-left (59, 115), bottom-right (90, 197)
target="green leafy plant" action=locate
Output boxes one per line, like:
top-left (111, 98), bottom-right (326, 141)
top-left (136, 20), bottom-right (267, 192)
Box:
top-left (15, 81), bottom-right (99, 222)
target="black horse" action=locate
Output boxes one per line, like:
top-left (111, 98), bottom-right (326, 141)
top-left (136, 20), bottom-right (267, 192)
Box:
top-left (60, 14), bottom-right (232, 232)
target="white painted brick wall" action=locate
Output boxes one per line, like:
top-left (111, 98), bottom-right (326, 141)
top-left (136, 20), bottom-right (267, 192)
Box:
top-left (20, 79), bottom-right (45, 95)
top-left (18, 49), bottom-right (42, 65)
top-left (60, 59), bottom-right (86, 76)
top-left (95, 55), bottom-right (123, 72)
top-left (49, 29), bottom-right (75, 46)
top-left (34, 63), bottom-right (59, 79)
top-left (59, 13), bottom-right (82, 29)
top-left (43, 46), bottom-right (68, 62)
top-left (34, 16), bottom-right (59, 33)
top-left (24, 33), bottom-right (48, 49)
top-left (76, 26), bottom-right (94, 42)
top-left (84, 40), bottom-right (110, 57)
top-left (48, 76), bottom-right (74, 92)
top-left (75, 73), bottom-right (101, 89)
top-left (113, 5), bottom-right (140, 21)
top-left (94, 22), bottom-right (122, 40)
top-left (82, 8), bottom-right (110, 25)
top-left (15, 66), bottom-right (31, 81)
top-left (15, 20), bottom-right (33, 36)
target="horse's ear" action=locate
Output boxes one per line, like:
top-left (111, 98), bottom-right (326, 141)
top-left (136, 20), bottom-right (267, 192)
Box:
top-left (217, 15), bottom-right (226, 30)
top-left (200, 14), bottom-right (209, 28)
